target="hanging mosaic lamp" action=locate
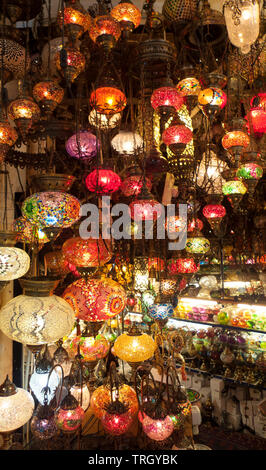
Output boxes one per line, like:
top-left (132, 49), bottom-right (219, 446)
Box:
top-left (70, 383), bottom-right (90, 411)
top-left (62, 236), bottom-right (112, 276)
top-left (101, 399), bottom-right (133, 436)
top-left (151, 86), bottom-right (184, 118)
top-left (21, 174), bottom-right (80, 231)
top-left (65, 130), bottom-right (99, 161)
top-left (203, 204), bottom-right (226, 232)
top-left (29, 348), bottom-right (61, 405)
top-left (30, 403), bottom-right (58, 440)
top-left (129, 184), bottom-right (163, 222)
top-left (222, 118), bottom-right (250, 163)
top-left (0, 112), bottom-right (18, 163)
top-left (89, 15), bottom-right (121, 50)
top-left (113, 324), bottom-right (156, 364)
top-left (32, 79), bottom-right (64, 114)
top-left (0, 375), bottom-right (34, 433)
top-left (148, 303), bottom-right (174, 322)
top-left (236, 162), bottom-right (263, 195)
top-left (167, 257), bottom-right (199, 275)
top-left (69, 333), bottom-right (110, 363)
top-left (56, 47), bottom-right (86, 83)
top-left (0, 230), bottom-right (30, 281)
top-left (7, 94), bottom-right (40, 141)
top-left (62, 276), bottom-right (126, 322)
top-left (0, 278), bottom-right (75, 346)
top-left (0, 246), bottom-right (30, 281)
top-left (121, 174), bottom-right (152, 197)
top-left (85, 168), bottom-right (121, 194)
top-left (90, 85), bottom-right (127, 116)
top-left (58, 0), bottom-right (91, 40)
top-left (176, 77), bottom-right (201, 97)
top-left (198, 87), bottom-right (227, 120)
top-left (44, 250), bottom-right (70, 277)
top-left (90, 383), bottom-right (138, 419)
top-left (55, 391), bottom-right (85, 433)
top-left (111, 0), bottom-right (141, 33)
top-left (248, 92), bottom-right (266, 136)
top-left (187, 218), bottom-right (204, 233)
top-left (162, 0), bottom-right (197, 25)
top-left (222, 177), bottom-right (247, 210)
top-left (141, 414), bottom-right (174, 441)
top-left (185, 236), bottom-right (211, 255)
top-left (12, 217), bottom-right (51, 246)
top-left (162, 123), bottom-right (193, 155)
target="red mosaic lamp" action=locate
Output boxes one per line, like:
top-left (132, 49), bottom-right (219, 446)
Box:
top-left (62, 236), bottom-right (112, 277)
top-left (248, 92), bottom-right (266, 136)
top-left (129, 184), bottom-right (163, 222)
top-left (151, 85), bottom-right (184, 118)
top-left (120, 174), bottom-right (152, 197)
top-left (85, 168), bottom-right (121, 194)
top-left (62, 276), bottom-right (126, 322)
top-left (203, 203), bottom-right (226, 232)
top-left (162, 121), bottom-right (193, 155)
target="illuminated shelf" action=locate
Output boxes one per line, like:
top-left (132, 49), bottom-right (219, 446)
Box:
top-left (171, 316), bottom-right (266, 335)
top-left (178, 296), bottom-right (266, 307)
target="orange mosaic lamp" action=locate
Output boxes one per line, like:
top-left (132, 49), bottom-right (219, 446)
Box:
top-left (58, 1), bottom-right (91, 40)
top-left (33, 79), bottom-right (64, 114)
top-left (89, 15), bottom-right (121, 50)
top-left (0, 113), bottom-right (18, 163)
top-left (111, 1), bottom-right (141, 33)
top-left (90, 85), bottom-right (126, 115)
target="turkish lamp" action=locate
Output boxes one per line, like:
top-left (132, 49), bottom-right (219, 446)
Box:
top-left (202, 204), bottom-right (226, 234)
top-left (30, 402), bottom-right (58, 440)
top-left (29, 347), bottom-right (61, 405)
top-left (53, 340), bottom-right (72, 377)
top-left (0, 110), bottom-right (18, 163)
top-left (89, 14), bottom-right (121, 51)
top-left (55, 391), bottom-right (85, 433)
top-left (56, 47), bottom-right (86, 83)
top-left (101, 398), bottom-right (133, 436)
top-left (0, 375), bottom-right (34, 435)
top-left (236, 160), bottom-right (263, 195)
top-left (151, 80), bottom-right (185, 121)
top-left (111, 0), bottom-right (141, 35)
top-left (113, 323), bottom-right (156, 375)
top-left (221, 118), bottom-right (250, 165)
top-left (32, 79), bottom-right (64, 115)
top-left (129, 184), bottom-right (163, 222)
top-left (58, 0), bottom-right (91, 41)
top-left (224, 0), bottom-right (260, 54)
top-left (0, 230), bottom-right (30, 281)
top-left (0, 278), bottom-right (75, 347)
top-left (222, 169), bottom-right (247, 210)
top-left (7, 91), bottom-right (41, 142)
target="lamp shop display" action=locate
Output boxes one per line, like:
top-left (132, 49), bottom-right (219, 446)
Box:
top-left (0, 0), bottom-right (265, 453)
